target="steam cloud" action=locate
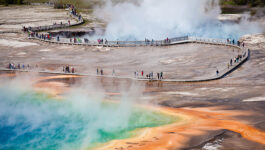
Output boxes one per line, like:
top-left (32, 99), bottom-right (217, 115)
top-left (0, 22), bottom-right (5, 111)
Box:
top-left (0, 76), bottom-right (172, 150)
top-left (93, 0), bottom-right (262, 40)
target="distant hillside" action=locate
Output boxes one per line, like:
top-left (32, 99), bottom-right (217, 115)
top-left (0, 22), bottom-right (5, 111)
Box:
top-left (221, 0), bottom-right (265, 7)
top-left (0, 0), bottom-right (23, 5)
top-left (2, 0), bottom-right (264, 8)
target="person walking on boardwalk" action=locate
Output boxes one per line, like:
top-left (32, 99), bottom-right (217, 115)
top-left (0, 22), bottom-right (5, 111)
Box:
top-left (112, 69), bottom-right (115, 76)
top-left (100, 69), bottom-right (103, 75)
top-left (216, 69), bottom-right (219, 76)
top-left (230, 59), bottom-right (233, 66)
top-left (157, 73), bottom-right (160, 80)
top-left (72, 67), bottom-right (75, 73)
top-left (97, 68), bottom-right (99, 75)
top-left (141, 71), bottom-right (144, 77)
top-left (160, 72), bottom-right (163, 79)
top-left (66, 66), bottom-right (70, 73)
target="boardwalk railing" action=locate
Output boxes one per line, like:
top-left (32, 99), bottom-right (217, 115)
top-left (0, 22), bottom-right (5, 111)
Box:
top-left (10, 34), bottom-right (250, 82)
top-left (24, 9), bottom-right (84, 32)
top-left (28, 35), bottom-right (190, 47)
top-left (28, 34), bottom-right (244, 49)
top-left (0, 48), bottom-right (249, 82)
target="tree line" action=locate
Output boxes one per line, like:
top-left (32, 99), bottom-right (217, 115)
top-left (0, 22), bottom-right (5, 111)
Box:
top-left (1, 0), bottom-right (264, 7)
top-left (221, 0), bottom-right (265, 6)
top-left (0, 0), bottom-right (23, 5)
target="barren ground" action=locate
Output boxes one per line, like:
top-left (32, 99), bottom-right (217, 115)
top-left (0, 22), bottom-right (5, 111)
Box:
top-left (0, 5), bottom-right (265, 150)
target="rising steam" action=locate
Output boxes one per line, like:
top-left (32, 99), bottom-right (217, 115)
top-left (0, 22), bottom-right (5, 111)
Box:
top-left (0, 76), bottom-right (175, 150)
top-left (93, 0), bottom-right (261, 40)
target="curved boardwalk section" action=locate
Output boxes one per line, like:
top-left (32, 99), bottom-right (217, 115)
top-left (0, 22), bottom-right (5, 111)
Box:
top-left (1, 38), bottom-right (249, 82)
top-left (22, 8), bottom-right (84, 32)
top-left (8, 6), bottom-right (249, 82)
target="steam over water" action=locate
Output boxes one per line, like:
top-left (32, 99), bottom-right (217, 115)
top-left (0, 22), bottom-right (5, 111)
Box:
top-left (0, 83), bottom-right (177, 150)
top-left (93, 0), bottom-right (261, 40)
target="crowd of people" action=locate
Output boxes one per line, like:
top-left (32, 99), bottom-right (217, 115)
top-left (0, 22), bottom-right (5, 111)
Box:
top-left (22, 3), bottom-right (82, 42)
top-left (96, 68), bottom-right (105, 75)
top-left (69, 4), bottom-right (82, 22)
top-left (134, 71), bottom-right (164, 80)
top-left (218, 49), bottom-right (248, 77)
top-left (28, 32), bottom-right (51, 40)
top-left (7, 63), bottom-right (78, 74)
top-left (227, 51), bottom-right (247, 69)
top-left (97, 39), bottom-right (108, 44)
top-left (7, 63), bottom-right (37, 70)
top-left (63, 66), bottom-right (75, 74)
top-left (212, 38), bottom-right (247, 77)
top-left (226, 38), bottom-right (245, 47)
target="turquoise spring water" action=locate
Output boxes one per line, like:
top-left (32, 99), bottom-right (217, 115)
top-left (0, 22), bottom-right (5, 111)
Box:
top-left (0, 87), bottom-right (178, 150)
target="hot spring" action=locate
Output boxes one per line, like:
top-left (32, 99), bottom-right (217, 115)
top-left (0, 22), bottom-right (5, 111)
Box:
top-left (0, 86), bottom-right (180, 150)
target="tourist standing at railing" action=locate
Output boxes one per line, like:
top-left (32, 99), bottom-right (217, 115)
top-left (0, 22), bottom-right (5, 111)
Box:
top-left (157, 73), bottom-right (160, 80)
top-left (216, 70), bottom-right (219, 76)
top-left (66, 66), bottom-right (70, 73)
top-left (160, 72), bottom-right (163, 79)
top-left (8, 63), bottom-right (14, 69)
top-left (149, 72), bottom-right (153, 79)
top-left (112, 69), bottom-right (115, 76)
